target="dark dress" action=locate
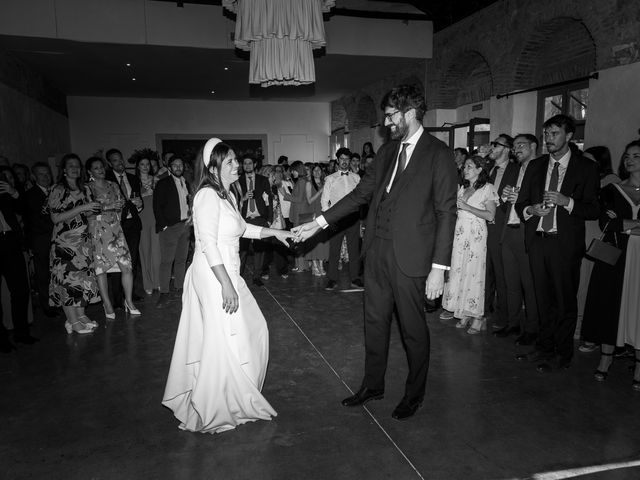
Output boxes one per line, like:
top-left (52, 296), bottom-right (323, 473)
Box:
top-left (48, 184), bottom-right (99, 307)
top-left (581, 184), bottom-right (636, 344)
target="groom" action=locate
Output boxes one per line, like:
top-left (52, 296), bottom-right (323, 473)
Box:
top-left (294, 85), bottom-right (457, 420)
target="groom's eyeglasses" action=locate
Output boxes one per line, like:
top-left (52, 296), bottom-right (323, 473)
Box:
top-left (491, 141), bottom-right (508, 149)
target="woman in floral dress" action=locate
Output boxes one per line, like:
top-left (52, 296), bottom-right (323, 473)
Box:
top-left (48, 154), bottom-right (101, 334)
top-left (442, 155), bottom-right (499, 334)
top-left (85, 157), bottom-right (140, 318)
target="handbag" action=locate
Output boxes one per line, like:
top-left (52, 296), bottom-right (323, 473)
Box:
top-left (586, 220), bottom-right (622, 265)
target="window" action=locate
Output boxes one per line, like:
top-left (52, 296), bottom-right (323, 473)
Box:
top-left (537, 81), bottom-right (589, 151)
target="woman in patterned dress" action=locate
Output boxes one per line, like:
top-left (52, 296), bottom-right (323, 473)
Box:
top-left (48, 154), bottom-right (101, 334)
top-left (85, 157), bottom-right (140, 318)
top-left (442, 155), bottom-right (499, 334)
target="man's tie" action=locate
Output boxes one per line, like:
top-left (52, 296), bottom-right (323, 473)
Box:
top-left (341, 171), bottom-right (349, 176)
top-left (489, 165), bottom-right (499, 184)
top-left (542, 161), bottom-right (560, 232)
top-left (391, 142), bottom-right (409, 189)
top-left (248, 176), bottom-right (256, 213)
top-left (119, 174), bottom-right (127, 197)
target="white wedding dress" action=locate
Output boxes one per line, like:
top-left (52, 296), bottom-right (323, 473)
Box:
top-left (162, 187), bottom-right (276, 433)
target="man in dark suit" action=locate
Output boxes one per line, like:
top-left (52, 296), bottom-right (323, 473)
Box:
top-left (1, 166), bottom-right (38, 352)
top-left (23, 162), bottom-right (56, 317)
top-left (515, 115), bottom-right (599, 372)
top-left (294, 85), bottom-right (458, 420)
top-left (237, 155), bottom-right (272, 286)
top-left (484, 134), bottom-right (514, 334)
top-left (153, 156), bottom-right (191, 307)
top-left (502, 134), bottom-right (540, 346)
top-left (106, 148), bottom-right (144, 304)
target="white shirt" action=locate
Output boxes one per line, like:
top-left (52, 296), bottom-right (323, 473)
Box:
top-left (171, 174), bottom-right (189, 221)
top-left (523, 149), bottom-right (574, 232)
top-left (507, 160), bottom-right (531, 225)
top-left (385, 126), bottom-right (424, 193)
top-left (0, 210), bottom-right (11, 232)
top-left (321, 169), bottom-right (360, 211)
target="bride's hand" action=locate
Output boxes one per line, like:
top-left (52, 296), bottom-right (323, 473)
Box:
top-left (274, 230), bottom-right (294, 247)
top-left (221, 282), bottom-right (239, 314)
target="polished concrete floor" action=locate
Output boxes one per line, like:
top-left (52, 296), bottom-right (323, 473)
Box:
top-left (2, 268), bottom-right (640, 480)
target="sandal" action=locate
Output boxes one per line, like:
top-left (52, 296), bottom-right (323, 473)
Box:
top-left (594, 350), bottom-right (614, 382)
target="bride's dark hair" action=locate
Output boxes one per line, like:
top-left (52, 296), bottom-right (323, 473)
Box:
top-left (196, 142), bottom-right (237, 207)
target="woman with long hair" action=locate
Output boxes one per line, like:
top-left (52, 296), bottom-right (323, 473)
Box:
top-left (163, 138), bottom-right (292, 434)
top-left (441, 155), bottom-right (499, 334)
top-left (304, 164), bottom-right (329, 276)
top-left (86, 157), bottom-right (140, 318)
top-left (288, 161), bottom-right (315, 272)
top-left (135, 155), bottom-right (161, 295)
top-left (584, 141), bottom-right (640, 390)
top-left (48, 154), bottom-right (101, 334)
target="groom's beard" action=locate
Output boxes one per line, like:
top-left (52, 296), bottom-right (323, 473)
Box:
top-left (390, 117), bottom-right (409, 140)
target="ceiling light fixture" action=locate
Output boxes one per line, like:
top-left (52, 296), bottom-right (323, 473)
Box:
top-left (132, 77), bottom-right (136, 81)
top-left (222, 0), bottom-right (335, 87)
top-left (224, 67), bottom-right (229, 71)
top-left (126, 63), bottom-right (131, 67)
top-left (210, 90), bottom-right (215, 94)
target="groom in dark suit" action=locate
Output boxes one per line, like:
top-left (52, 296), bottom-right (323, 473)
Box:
top-left (515, 115), bottom-right (599, 372)
top-left (294, 84), bottom-right (458, 420)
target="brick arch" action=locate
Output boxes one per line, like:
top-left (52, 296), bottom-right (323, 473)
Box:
top-left (352, 95), bottom-right (377, 129)
top-left (436, 50), bottom-right (493, 109)
top-left (512, 17), bottom-right (596, 90)
top-left (331, 101), bottom-right (348, 132)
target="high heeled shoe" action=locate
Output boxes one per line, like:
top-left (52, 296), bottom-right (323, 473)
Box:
top-left (64, 320), bottom-right (94, 334)
top-left (467, 317), bottom-right (486, 334)
top-left (103, 306), bottom-right (116, 320)
top-left (78, 315), bottom-right (98, 328)
top-left (594, 351), bottom-right (614, 382)
top-left (455, 317), bottom-right (471, 329)
top-left (124, 301), bottom-right (141, 316)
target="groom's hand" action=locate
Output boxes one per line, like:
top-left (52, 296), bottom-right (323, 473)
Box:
top-left (425, 268), bottom-right (445, 300)
top-left (292, 221), bottom-right (322, 242)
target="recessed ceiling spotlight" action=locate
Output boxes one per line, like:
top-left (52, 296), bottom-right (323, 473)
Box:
top-left (224, 67), bottom-right (229, 71)
top-left (132, 77), bottom-right (136, 81)
top-left (126, 63), bottom-right (131, 67)
top-left (210, 90), bottom-right (215, 94)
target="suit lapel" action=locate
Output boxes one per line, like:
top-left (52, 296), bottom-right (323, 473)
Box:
top-left (561, 153), bottom-right (578, 196)
top-left (373, 142), bottom-right (400, 206)
top-left (388, 132), bottom-right (429, 196)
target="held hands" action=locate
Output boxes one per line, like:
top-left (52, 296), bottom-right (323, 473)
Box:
top-left (425, 269), bottom-right (445, 300)
top-left (273, 229), bottom-right (295, 247)
top-left (291, 221), bottom-right (322, 242)
top-left (221, 281), bottom-right (239, 314)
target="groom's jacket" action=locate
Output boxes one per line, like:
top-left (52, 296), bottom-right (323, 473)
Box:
top-left (323, 131), bottom-right (458, 277)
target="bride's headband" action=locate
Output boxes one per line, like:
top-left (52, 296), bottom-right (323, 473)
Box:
top-left (202, 137), bottom-right (222, 167)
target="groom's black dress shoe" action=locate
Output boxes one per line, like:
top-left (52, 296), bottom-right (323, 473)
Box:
top-left (391, 398), bottom-right (423, 421)
top-left (341, 387), bottom-right (384, 407)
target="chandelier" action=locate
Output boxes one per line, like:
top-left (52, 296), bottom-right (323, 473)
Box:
top-left (222, 0), bottom-right (336, 87)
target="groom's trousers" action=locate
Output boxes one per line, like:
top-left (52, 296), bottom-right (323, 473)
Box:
top-left (362, 237), bottom-right (430, 403)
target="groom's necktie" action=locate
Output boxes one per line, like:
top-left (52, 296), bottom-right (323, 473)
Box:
top-left (542, 161), bottom-right (560, 232)
top-left (391, 142), bottom-right (409, 190)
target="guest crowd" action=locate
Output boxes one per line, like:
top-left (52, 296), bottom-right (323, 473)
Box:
top-left (1, 120), bottom-right (639, 391)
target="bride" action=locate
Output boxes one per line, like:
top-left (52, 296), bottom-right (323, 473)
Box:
top-left (162, 138), bottom-right (292, 434)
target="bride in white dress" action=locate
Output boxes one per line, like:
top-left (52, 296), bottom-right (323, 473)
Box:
top-left (162, 138), bottom-right (292, 434)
